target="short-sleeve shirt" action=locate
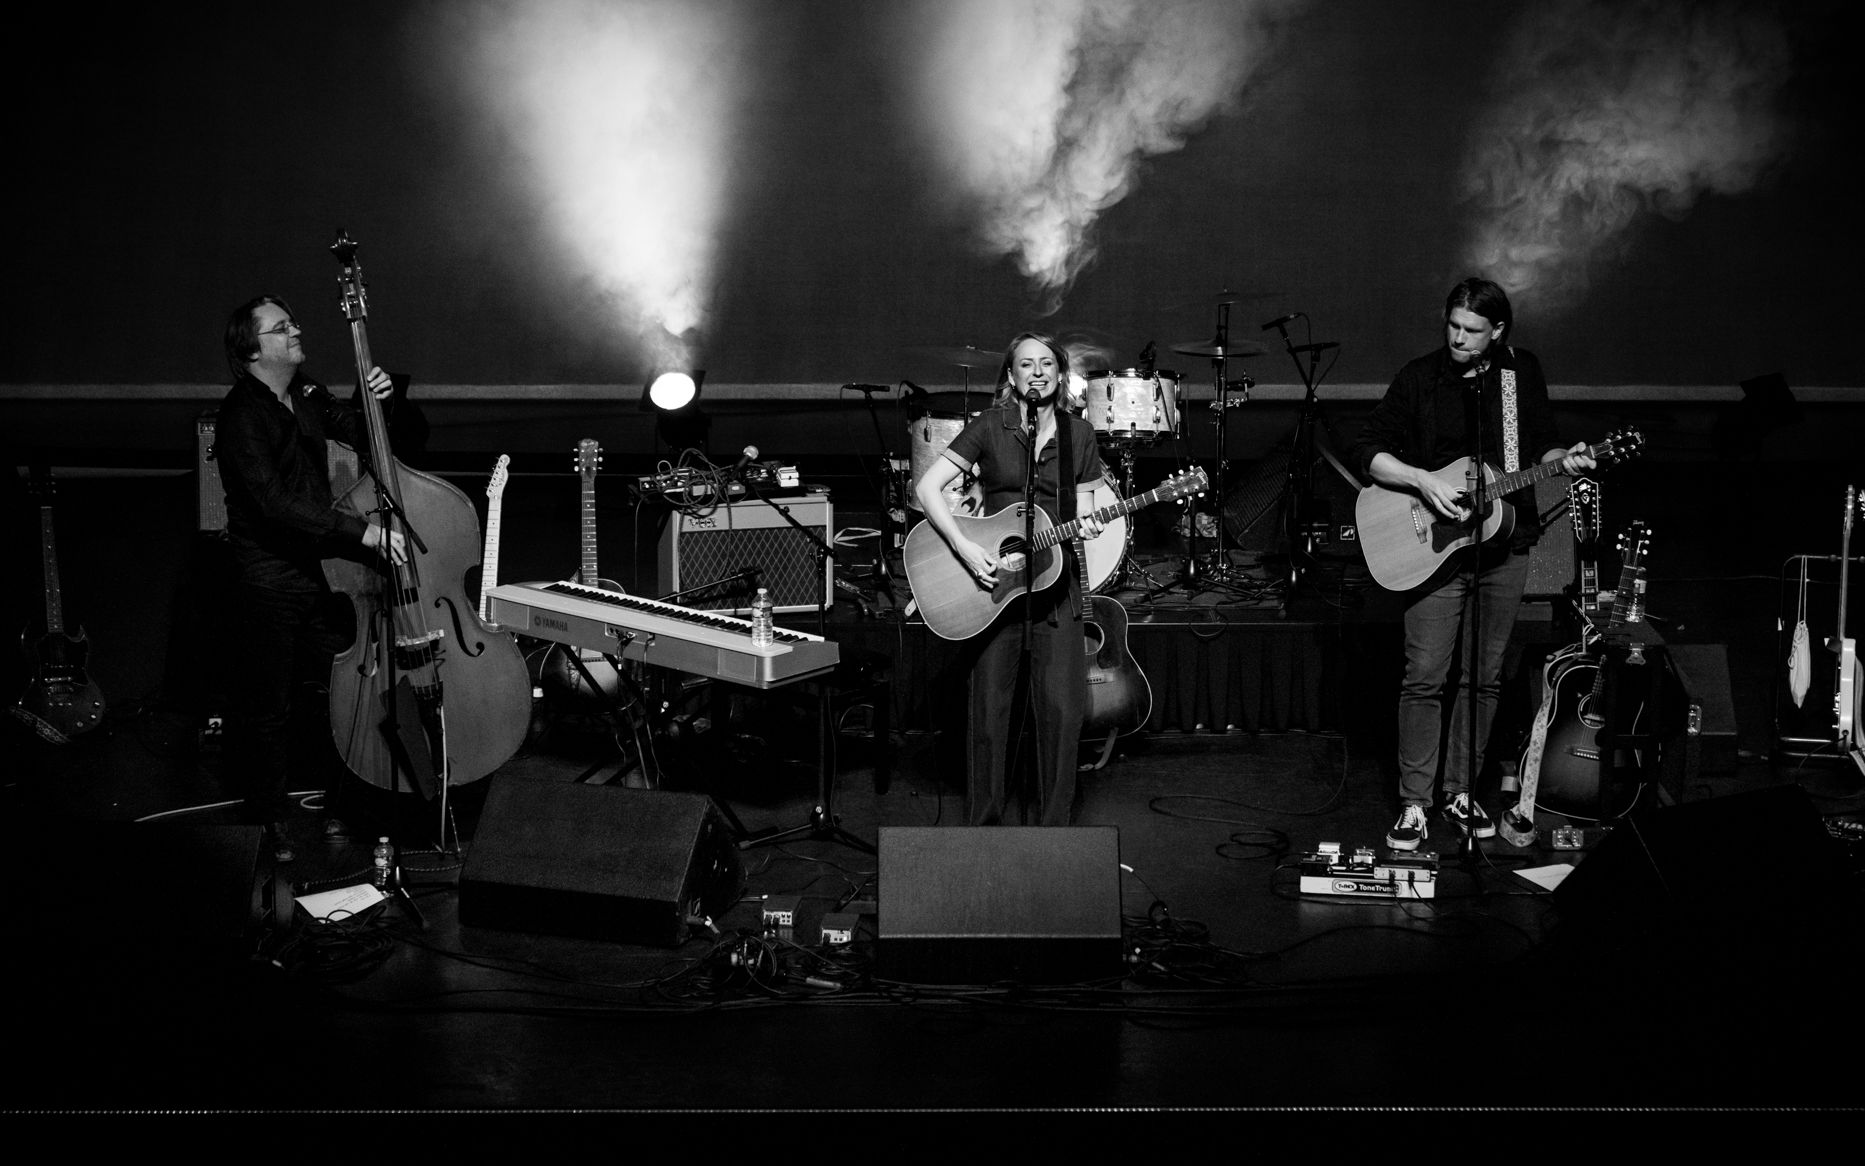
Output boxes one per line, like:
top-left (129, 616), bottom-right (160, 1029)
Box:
top-left (941, 403), bottom-right (1105, 523)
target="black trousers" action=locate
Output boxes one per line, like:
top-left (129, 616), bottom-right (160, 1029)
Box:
top-left (966, 580), bottom-right (1086, 826)
top-left (228, 578), bottom-right (348, 825)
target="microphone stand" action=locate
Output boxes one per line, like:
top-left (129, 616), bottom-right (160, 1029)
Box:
top-left (1019, 390), bottom-right (1042, 818)
top-left (845, 383), bottom-right (900, 605)
top-left (1458, 358), bottom-right (1491, 870)
top-left (1264, 319), bottom-right (1334, 594)
top-left (735, 475), bottom-right (873, 853)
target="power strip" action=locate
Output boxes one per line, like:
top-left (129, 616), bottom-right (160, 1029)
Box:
top-left (1298, 842), bottom-right (1438, 900)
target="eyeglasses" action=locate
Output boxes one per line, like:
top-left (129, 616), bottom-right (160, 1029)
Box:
top-left (259, 321), bottom-right (300, 337)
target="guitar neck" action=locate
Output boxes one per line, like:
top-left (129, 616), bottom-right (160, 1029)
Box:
top-left (580, 478), bottom-right (599, 582)
top-left (39, 504), bottom-right (65, 635)
top-left (480, 501), bottom-right (504, 625)
top-left (1037, 481), bottom-right (1178, 551)
top-left (1485, 455), bottom-right (1572, 501)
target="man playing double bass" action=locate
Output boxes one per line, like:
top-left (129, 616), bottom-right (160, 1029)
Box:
top-left (217, 294), bottom-right (404, 862)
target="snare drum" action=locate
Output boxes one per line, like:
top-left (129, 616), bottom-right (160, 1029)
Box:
top-left (906, 393), bottom-right (985, 515)
top-left (1084, 368), bottom-right (1180, 441)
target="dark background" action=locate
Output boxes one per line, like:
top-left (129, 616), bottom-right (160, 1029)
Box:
top-left (3, 0), bottom-right (1858, 389)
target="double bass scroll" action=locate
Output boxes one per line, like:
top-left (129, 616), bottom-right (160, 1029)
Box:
top-left (321, 229), bottom-right (531, 794)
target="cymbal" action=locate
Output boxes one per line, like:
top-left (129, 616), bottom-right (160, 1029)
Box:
top-left (906, 344), bottom-right (1001, 369)
top-left (1165, 288), bottom-right (1284, 311)
top-left (1170, 338), bottom-right (1267, 358)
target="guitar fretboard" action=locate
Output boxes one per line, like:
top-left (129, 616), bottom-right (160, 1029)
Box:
top-left (1032, 476), bottom-right (1201, 552)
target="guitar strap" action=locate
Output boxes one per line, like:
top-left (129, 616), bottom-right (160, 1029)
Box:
top-left (1057, 416), bottom-right (1078, 622)
top-left (1499, 359), bottom-right (1520, 474)
top-left (1502, 649), bottom-right (1562, 847)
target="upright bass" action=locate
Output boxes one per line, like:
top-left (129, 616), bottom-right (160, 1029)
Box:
top-left (321, 230), bottom-right (530, 796)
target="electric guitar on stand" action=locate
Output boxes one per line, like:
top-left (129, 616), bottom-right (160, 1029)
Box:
top-left (542, 440), bottom-right (624, 701)
top-left (1834, 485), bottom-right (1863, 774)
top-left (1355, 428), bottom-right (1642, 591)
top-left (12, 474), bottom-right (106, 743)
top-left (1503, 520), bottom-right (1652, 843)
top-left (477, 454), bottom-right (512, 625)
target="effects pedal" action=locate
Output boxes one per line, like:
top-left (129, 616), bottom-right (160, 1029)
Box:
top-left (1299, 842), bottom-right (1438, 900)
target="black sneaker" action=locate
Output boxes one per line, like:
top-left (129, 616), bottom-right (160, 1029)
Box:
top-left (1386, 805), bottom-right (1429, 851)
top-left (1443, 793), bottom-right (1497, 839)
top-left (266, 823), bottom-right (296, 864)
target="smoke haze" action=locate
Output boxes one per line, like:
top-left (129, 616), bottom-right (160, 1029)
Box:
top-left (902, 0), bottom-right (1296, 312)
top-left (1461, 0), bottom-right (1795, 316)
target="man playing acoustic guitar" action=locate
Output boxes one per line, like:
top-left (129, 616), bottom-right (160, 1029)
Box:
top-left (1355, 278), bottom-right (1595, 851)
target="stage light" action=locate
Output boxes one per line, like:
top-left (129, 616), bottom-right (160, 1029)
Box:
top-left (642, 370), bottom-right (710, 454)
top-left (647, 371), bottom-right (700, 412)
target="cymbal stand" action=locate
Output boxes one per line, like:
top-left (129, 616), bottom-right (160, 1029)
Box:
top-left (1105, 440), bottom-right (1148, 593)
top-left (1187, 304), bottom-right (1256, 596)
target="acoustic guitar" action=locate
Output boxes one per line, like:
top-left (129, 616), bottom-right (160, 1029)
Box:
top-left (12, 474), bottom-right (106, 743)
top-left (1355, 428), bottom-right (1642, 591)
top-left (1508, 520), bottom-right (1653, 834)
top-left (902, 469), bottom-right (1206, 641)
top-left (543, 439), bottom-right (624, 700)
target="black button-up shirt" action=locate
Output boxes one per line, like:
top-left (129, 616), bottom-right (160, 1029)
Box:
top-left (217, 371), bottom-right (371, 590)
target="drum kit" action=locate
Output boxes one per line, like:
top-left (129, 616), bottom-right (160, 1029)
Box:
top-left (901, 290), bottom-right (1296, 598)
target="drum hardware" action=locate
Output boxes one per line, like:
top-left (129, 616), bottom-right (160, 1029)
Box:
top-left (1141, 299), bottom-right (1265, 599)
top-left (1261, 313), bottom-right (1348, 592)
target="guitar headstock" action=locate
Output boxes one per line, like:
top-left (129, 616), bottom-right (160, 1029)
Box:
top-left (1570, 478), bottom-right (1599, 544)
top-left (486, 454), bottom-right (511, 503)
top-left (1592, 427), bottom-right (1645, 466)
top-left (329, 228), bottom-right (368, 322)
top-left (1616, 519), bottom-right (1652, 570)
top-left (1159, 467), bottom-right (1208, 502)
top-left (574, 439), bottom-right (603, 484)
top-left (1846, 484), bottom-right (1858, 536)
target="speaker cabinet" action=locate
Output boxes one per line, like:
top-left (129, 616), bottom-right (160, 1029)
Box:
top-left (1523, 476), bottom-right (1577, 599)
top-left (197, 410), bottom-right (227, 533)
top-left (460, 777), bottom-right (745, 946)
top-left (658, 495), bottom-right (833, 614)
top-left (878, 826), bottom-right (1124, 985)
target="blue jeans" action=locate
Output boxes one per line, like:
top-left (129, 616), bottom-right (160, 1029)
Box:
top-left (1396, 545), bottom-right (1530, 808)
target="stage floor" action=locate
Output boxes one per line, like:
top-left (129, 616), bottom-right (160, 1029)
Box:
top-left (6, 707), bottom-right (1862, 1117)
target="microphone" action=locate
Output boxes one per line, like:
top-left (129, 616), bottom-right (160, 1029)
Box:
top-left (1260, 313), bottom-right (1300, 332)
top-left (844, 383), bottom-right (890, 393)
top-left (903, 379), bottom-right (931, 396)
top-left (1291, 341), bottom-right (1339, 354)
top-left (730, 445), bottom-right (759, 473)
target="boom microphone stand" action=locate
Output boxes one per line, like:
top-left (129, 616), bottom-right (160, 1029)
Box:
top-left (1458, 357), bottom-right (1492, 870)
top-left (1261, 314), bottom-right (1341, 593)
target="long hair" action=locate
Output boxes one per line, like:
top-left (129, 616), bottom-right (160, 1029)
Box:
top-left (992, 331), bottom-right (1070, 408)
top-left (1443, 277), bottom-right (1513, 339)
top-left (224, 294), bottom-right (294, 380)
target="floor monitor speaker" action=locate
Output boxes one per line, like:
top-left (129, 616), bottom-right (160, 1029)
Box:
top-left (878, 826), bottom-right (1123, 984)
top-left (461, 777), bottom-right (744, 946)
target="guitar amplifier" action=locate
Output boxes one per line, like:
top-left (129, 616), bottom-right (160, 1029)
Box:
top-left (657, 495), bottom-right (833, 615)
top-left (1523, 476), bottom-right (1576, 599)
top-left (197, 410), bottom-right (227, 533)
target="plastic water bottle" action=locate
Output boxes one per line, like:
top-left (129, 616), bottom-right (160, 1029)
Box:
top-left (372, 836), bottom-right (396, 890)
top-left (750, 587), bottom-right (775, 647)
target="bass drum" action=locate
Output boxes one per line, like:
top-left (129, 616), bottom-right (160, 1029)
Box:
top-left (907, 392), bottom-right (985, 516)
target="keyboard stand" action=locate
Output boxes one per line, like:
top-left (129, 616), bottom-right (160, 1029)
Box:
top-left (737, 656), bottom-right (888, 855)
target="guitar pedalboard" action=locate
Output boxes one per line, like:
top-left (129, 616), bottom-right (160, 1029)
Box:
top-left (1298, 842), bottom-right (1438, 900)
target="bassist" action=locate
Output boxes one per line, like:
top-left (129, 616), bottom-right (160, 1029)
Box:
top-left (912, 332), bottom-right (1107, 826)
top-left (217, 295), bottom-right (403, 862)
top-left (1354, 278), bottom-right (1595, 851)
